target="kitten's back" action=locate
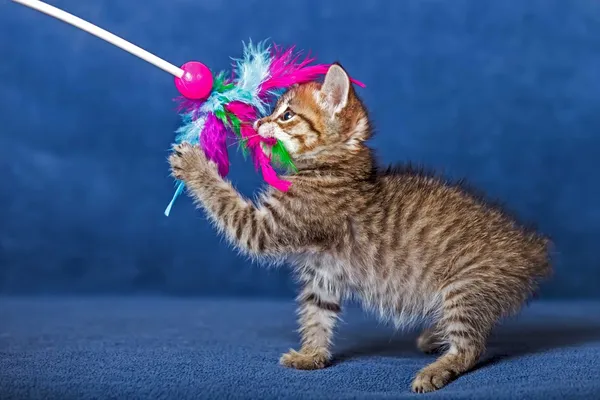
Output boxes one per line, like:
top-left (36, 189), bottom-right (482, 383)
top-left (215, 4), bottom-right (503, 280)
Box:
top-left (369, 163), bottom-right (552, 311)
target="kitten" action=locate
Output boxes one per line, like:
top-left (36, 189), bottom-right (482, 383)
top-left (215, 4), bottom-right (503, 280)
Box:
top-left (169, 63), bottom-right (552, 393)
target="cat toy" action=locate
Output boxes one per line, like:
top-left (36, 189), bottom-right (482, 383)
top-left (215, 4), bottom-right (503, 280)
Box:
top-left (11, 0), bottom-right (364, 216)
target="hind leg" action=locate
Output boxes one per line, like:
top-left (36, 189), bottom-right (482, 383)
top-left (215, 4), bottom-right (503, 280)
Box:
top-left (412, 338), bottom-right (485, 393)
top-left (412, 294), bottom-right (496, 392)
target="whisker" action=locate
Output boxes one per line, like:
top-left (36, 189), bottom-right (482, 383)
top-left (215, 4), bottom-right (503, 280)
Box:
top-left (226, 133), bottom-right (265, 149)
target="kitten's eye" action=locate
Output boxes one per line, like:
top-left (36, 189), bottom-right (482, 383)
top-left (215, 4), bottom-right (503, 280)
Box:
top-left (279, 109), bottom-right (295, 122)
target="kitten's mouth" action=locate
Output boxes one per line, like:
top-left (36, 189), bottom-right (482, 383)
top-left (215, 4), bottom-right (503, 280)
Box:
top-left (258, 133), bottom-right (277, 149)
top-left (255, 125), bottom-right (295, 170)
top-left (256, 124), bottom-right (277, 140)
top-left (255, 125), bottom-right (276, 148)
top-left (261, 136), bottom-right (277, 146)
top-left (258, 137), bottom-right (296, 172)
top-left (260, 136), bottom-right (277, 157)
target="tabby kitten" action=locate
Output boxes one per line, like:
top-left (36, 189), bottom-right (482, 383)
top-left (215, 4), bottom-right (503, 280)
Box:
top-left (169, 64), bottom-right (552, 393)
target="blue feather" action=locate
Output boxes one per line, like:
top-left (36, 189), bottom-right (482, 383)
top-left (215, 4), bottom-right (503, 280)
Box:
top-left (164, 181), bottom-right (185, 217)
top-left (231, 40), bottom-right (274, 114)
top-left (175, 113), bottom-right (205, 145)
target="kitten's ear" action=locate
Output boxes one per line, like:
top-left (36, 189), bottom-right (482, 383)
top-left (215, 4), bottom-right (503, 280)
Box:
top-left (320, 63), bottom-right (350, 115)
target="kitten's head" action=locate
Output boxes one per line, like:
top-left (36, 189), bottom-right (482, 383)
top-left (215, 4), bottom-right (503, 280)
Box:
top-left (254, 64), bottom-right (370, 166)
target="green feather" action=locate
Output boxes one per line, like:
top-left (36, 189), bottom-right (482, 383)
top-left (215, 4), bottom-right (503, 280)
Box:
top-left (216, 110), bottom-right (249, 159)
top-left (271, 140), bottom-right (297, 172)
top-left (214, 108), bottom-right (229, 127)
top-left (228, 113), bottom-right (241, 137)
top-left (228, 113), bottom-right (250, 159)
top-left (212, 72), bottom-right (235, 93)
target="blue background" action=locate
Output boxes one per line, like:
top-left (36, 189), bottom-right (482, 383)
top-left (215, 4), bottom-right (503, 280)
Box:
top-left (1, 0), bottom-right (599, 299)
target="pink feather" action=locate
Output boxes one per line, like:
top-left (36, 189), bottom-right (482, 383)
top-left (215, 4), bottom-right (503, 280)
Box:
top-left (254, 146), bottom-right (292, 191)
top-left (200, 113), bottom-right (229, 177)
top-left (226, 101), bottom-right (291, 191)
top-left (225, 101), bottom-right (256, 122)
top-left (260, 44), bottom-right (365, 95)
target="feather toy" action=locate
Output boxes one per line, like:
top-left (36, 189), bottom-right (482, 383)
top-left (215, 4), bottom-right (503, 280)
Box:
top-left (11, 0), bottom-right (365, 216)
top-left (166, 41), bottom-right (365, 215)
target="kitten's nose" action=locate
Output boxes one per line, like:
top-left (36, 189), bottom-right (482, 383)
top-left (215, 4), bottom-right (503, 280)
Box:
top-left (253, 119), bottom-right (263, 131)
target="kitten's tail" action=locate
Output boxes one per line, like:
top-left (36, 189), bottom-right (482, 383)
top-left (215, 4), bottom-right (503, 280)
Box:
top-left (532, 234), bottom-right (555, 284)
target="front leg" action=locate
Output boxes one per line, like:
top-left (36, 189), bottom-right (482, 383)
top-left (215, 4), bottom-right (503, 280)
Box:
top-left (280, 281), bottom-right (341, 370)
top-left (169, 143), bottom-right (276, 256)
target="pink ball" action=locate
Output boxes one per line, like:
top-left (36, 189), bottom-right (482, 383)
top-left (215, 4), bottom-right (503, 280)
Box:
top-left (174, 61), bottom-right (213, 100)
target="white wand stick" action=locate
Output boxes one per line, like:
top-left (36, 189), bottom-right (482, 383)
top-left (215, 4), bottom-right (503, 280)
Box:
top-left (12, 0), bottom-right (217, 217)
top-left (11, 0), bottom-right (185, 78)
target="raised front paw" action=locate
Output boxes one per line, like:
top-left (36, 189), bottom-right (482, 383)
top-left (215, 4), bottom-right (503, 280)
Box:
top-left (169, 143), bottom-right (207, 182)
top-left (279, 348), bottom-right (330, 370)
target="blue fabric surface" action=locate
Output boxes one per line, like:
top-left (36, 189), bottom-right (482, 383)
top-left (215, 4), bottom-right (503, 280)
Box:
top-left (1, 297), bottom-right (599, 399)
top-left (2, 0), bottom-right (600, 298)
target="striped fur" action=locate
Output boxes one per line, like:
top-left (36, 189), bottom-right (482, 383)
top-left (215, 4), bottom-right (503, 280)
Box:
top-left (169, 64), bottom-right (552, 393)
